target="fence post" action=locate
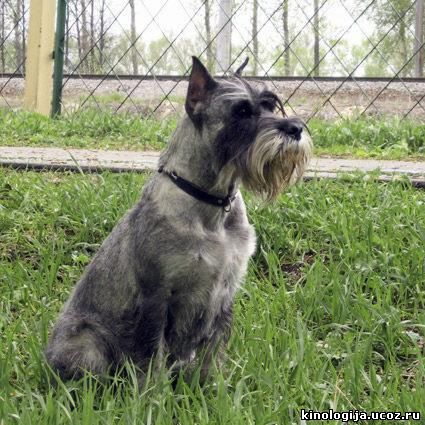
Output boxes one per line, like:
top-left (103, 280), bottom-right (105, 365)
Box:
top-left (415, 0), bottom-right (424, 78)
top-left (23, 0), bottom-right (56, 115)
top-left (51, 0), bottom-right (67, 117)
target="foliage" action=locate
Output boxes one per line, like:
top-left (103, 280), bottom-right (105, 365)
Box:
top-left (1, 0), bottom-right (422, 78)
top-left (102, 35), bottom-right (200, 75)
top-left (362, 0), bottom-right (416, 77)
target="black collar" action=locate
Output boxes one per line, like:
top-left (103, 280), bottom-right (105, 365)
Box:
top-left (158, 166), bottom-right (236, 211)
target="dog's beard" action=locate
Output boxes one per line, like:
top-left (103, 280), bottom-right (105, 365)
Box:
top-left (235, 128), bottom-right (312, 201)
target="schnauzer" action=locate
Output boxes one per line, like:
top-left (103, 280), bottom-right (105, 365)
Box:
top-left (45, 56), bottom-right (312, 383)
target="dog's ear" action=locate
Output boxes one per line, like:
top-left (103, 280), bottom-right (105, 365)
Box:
top-left (185, 56), bottom-right (217, 126)
top-left (234, 57), bottom-right (249, 77)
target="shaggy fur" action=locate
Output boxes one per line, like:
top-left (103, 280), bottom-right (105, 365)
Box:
top-left (45, 57), bottom-right (312, 383)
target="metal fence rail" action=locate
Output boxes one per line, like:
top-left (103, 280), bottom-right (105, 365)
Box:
top-left (1, 0), bottom-right (425, 120)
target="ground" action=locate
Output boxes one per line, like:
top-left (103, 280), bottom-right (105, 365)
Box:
top-left (0, 109), bottom-right (424, 423)
top-left (1, 168), bottom-right (425, 423)
top-left (3, 77), bottom-right (425, 119)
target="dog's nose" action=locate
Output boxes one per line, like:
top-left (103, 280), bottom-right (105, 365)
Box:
top-left (279, 119), bottom-right (303, 141)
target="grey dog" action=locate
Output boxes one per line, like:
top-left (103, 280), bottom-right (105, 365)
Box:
top-left (45, 57), bottom-right (312, 382)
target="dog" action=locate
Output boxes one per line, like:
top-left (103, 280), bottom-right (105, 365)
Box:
top-left (45, 56), bottom-right (312, 383)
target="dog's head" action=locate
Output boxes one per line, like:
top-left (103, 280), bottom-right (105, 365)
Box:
top-left (185, 56), bottom-right (312, 201)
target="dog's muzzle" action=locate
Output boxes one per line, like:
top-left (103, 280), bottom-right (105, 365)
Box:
top-left (235, 115), bottom-right (312, 201)
top-left (278, 117), bottom-right (305, 141)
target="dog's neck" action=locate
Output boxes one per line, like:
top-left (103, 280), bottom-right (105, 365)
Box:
top-left (159, 116), bottom-right (238, 199)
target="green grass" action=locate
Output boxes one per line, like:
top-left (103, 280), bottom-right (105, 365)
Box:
top-left (0, 109), bottom-right (177, 151)
top-left (1, 109), bottom-right (425, 160)
top-left (1, 168), bottom-right (424, 423)
top-left (310, 117), bottom-right (425, 160)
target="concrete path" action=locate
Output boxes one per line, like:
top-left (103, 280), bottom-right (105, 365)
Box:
top-left (1, 146), bottom-right (425, 187)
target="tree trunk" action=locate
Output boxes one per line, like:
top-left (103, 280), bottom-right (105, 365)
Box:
top-left (75, 0), bottom-right (82, 65)
top-left (99, 0), bottom-right (106, 71)
top-left (1, 0), bottom-right (5, 73)
top-left (252, 0), bottom-right (258, 75)
top-left (216, 0), bottom-right (232, 73)
top-left (400, 20), bottom-right (408, 77)
top-left (80, 0), bottom-right (89, 72)
top-left (129, 0), bottom-right (138, 74)
top-left (415, 0), bottom-right (423, 77)
top-left (204, 0), bottom-right (214, 73)
top-left (90, 0), bottom-right (95, 72)
top-left (313, 0), bottom-right (320, 77)
top-left (21, 0), bottom-right (26, 73)
top-left (14, 0), bottom-right (23, 72)
top-left (283, 0), bottom-right (290, 76)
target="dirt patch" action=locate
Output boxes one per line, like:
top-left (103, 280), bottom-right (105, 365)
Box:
top-left (2, 77), bottom-right (425, 120)
top-left (280, 250), bottom-right (326, 282)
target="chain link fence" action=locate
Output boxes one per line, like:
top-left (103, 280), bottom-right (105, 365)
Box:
top-left (1, 0), bottom-right (425, 120)
top-left (0, 0), bottom-right (28, 109)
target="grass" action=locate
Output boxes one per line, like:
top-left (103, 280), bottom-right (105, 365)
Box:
top-left (1, 109), bottom-right (425, 160)
top-left (0, 109), bottom-right (177, 151)
top-left (310, 117), bottom-right (425, 160)
top-left (1, 168), bottom-right (424, 423)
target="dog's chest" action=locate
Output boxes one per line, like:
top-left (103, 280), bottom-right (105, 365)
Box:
top-left (202, 225), bottom-right (252, 307)
top-left (163, 214), bottom-right (256, 348)
top-left (183, 219), bottom-right (253, 288)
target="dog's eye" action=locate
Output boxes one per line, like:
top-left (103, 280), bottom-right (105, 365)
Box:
top-left (233, 101), bottom-right (253, 119)
top-left (260, 100), bottom-right (276, 111)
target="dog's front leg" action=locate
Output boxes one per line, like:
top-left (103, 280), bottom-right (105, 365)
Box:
top-left (133, 299), bottom-right (173, 389)
top-left (199, 305), bottom-right (233, 382)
